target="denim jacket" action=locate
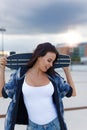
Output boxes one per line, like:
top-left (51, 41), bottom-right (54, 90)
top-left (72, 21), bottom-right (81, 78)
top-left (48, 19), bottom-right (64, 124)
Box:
top-left (2, 67), bottom-right (72, 130)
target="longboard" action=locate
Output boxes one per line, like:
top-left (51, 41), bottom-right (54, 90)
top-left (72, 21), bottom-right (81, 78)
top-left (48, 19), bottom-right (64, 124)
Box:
top-left (6, 53), bottom-right (71, 69)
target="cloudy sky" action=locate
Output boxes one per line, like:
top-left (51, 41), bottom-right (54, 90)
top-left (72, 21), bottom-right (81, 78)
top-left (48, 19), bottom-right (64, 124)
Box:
top-left (0, 0), bottom-right (87, 53)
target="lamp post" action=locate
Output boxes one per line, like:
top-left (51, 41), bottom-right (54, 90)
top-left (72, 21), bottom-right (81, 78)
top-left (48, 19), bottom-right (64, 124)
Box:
top-left (0, 28), bottom-right (6, 56)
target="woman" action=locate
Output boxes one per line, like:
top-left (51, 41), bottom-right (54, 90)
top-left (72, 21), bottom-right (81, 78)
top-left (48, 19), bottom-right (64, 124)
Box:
top-left (0, 42), bottom-right (76, 130)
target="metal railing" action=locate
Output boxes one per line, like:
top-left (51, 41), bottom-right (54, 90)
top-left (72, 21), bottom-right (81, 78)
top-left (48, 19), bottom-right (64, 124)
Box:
top-left (64, 106), bottom-right (87, 111)
top-left (0, 106), bottom-right (87, 118)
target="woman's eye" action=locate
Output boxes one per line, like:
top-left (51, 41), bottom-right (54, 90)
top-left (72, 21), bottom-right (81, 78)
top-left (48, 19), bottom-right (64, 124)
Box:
top-left (48, 59), bottom-right (54, 64)
top-left (48, 59), bottom-right (51, 62)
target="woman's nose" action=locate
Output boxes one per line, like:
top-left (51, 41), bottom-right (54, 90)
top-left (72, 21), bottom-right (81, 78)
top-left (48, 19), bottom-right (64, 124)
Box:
top-left (50, 62), bottom-right (53, 67)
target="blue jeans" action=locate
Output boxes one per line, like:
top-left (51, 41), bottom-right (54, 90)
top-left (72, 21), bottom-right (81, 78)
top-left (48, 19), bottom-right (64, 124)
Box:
top-left (27, 117), bottom-right (60, 130)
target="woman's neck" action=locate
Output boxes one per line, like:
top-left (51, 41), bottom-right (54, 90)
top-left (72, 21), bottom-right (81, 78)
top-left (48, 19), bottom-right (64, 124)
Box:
top-left (29, 65), bottom-right (44, 77)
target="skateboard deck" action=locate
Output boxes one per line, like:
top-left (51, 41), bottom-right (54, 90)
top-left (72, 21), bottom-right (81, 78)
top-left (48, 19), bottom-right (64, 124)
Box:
top-left (6, 53), bottom-right (71, 69)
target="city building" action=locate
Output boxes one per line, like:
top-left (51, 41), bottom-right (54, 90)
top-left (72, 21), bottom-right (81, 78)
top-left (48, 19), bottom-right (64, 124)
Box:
top-left (78, 42), bottom-right (87, 57)
top-left (56, 43), bottom-right (74, 55)
top-left (56, 42), bottom-right (87, 63)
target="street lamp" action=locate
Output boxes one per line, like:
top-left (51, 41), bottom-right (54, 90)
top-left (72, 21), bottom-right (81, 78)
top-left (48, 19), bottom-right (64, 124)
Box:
top-left (0, 28), bottom-right (6, 55)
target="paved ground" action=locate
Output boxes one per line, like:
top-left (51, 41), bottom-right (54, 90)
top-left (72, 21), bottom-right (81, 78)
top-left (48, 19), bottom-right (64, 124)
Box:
top-left (0, 65), bottom-right (87, 130)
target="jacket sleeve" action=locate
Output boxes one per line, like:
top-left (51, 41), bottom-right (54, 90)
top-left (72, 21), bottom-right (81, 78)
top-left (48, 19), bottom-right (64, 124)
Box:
top-left (57, 75), bottom-right (73, 98)
top-left (2, 70), bottom-right (18, 99)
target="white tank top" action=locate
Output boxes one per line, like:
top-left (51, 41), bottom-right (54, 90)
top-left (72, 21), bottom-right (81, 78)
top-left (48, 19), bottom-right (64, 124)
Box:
top-left (22, 79), bottom-right (57, 125)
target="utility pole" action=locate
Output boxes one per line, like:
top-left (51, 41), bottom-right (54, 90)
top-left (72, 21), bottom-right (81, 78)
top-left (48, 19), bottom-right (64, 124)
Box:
top-left (0, 27), bottom-right (6, 56)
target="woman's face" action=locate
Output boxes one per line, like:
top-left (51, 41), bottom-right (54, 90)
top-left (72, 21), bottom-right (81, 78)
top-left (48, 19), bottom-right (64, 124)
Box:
top-left (37, 52), bottom-right (56, 72)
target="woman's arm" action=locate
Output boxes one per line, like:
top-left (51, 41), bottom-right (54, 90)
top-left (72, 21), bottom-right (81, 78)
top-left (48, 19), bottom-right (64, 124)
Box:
top-left (0, 57), bottom-right (7, 97)
top-left (63, 67), bottom-right (76, 96)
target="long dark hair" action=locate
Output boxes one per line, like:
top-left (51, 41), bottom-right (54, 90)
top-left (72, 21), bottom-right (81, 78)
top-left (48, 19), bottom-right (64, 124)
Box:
top-left (27, 42), bottom-right (59, 75)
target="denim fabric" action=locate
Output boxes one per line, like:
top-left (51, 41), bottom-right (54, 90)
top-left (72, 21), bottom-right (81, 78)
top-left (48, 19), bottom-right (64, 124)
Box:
top-left (27, 118), bottom-right (60, 130)
top-left (2, 67), bottom-right (72, 130)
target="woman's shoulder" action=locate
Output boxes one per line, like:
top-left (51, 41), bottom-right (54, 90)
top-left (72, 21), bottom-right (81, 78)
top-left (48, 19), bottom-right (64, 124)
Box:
top-left (19, 66), bottom-right (29, 76)
top-left (48, 72), bottom-right (62, 82)
top-left (11, 66), bottom-right (29, 80)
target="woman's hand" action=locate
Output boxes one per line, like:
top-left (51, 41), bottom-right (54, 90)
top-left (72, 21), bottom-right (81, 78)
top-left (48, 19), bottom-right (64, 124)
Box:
top-left (0, 56), bottom-right (7, 70)
top-left (0, 56), bottom-right (7, 97)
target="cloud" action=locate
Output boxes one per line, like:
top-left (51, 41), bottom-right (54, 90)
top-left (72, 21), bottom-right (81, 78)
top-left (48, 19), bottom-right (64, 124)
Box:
top-left (0, 0), bottom-right (87, 34)
top-left (0, 0), bottom-right (87, 53)
top-left (25, 2), bottom-right (87, 34)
